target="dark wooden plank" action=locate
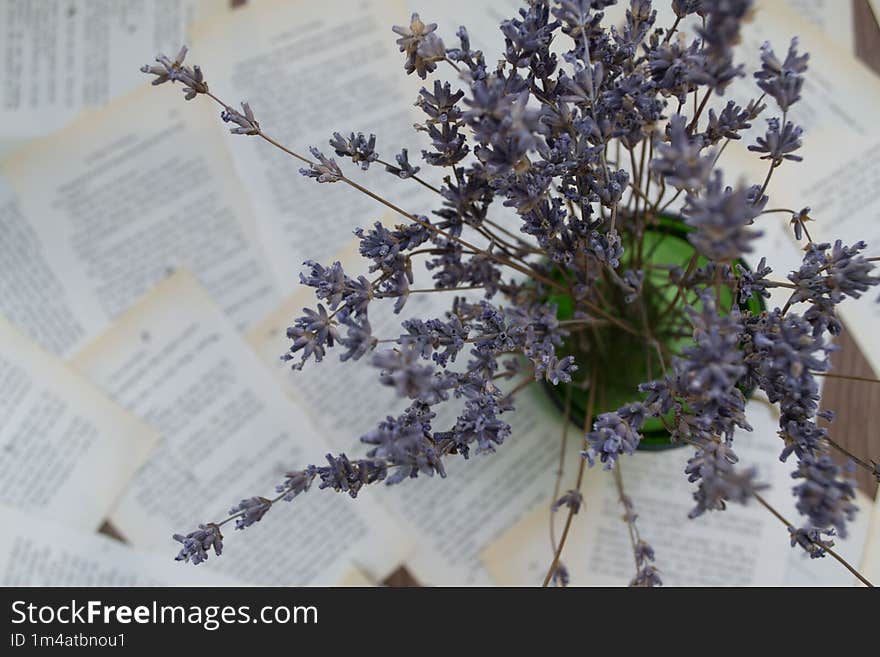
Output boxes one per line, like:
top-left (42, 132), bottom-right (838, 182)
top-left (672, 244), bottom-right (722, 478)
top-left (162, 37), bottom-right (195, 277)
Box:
top-left (821, 331), bottom-right (879, 498)
top-left (855, 0), bottom-right (880, 75)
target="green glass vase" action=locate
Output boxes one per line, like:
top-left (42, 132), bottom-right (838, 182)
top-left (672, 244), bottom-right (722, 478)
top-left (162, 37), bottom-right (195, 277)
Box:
top-left (541, 215), bottom-right (765, 450)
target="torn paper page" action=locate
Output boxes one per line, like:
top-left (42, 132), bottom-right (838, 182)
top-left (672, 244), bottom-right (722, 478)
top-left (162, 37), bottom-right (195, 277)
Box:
top-left (1, 84), bottom-right (280, 358)
top-left (71, 270), bottom-right (413, 585)
top-left (0, 317), bottom-right (156, 530)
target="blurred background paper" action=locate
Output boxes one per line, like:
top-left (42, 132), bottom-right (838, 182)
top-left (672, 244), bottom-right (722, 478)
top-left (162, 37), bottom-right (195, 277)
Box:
top-left (0, 0), bottom-right (230, 145)
top-left (70, 270), bottom-right (414, 585)
top-left (861, 490), bottom-right (880, 583)
top-left (780, 1), bottom-right (854, 51)
top-left (0, 318), bottom-right (156, 530)
top-left (0, 85), bottom-right (280, 358)
top-left (0, 504), bottom-right (237, 586)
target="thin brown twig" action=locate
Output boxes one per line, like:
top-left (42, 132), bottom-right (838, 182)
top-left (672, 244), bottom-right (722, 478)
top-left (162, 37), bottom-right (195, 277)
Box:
top-left (542, 372), bottom-right (597, 587)
top-left (752, 492), bottom-right (873, 588)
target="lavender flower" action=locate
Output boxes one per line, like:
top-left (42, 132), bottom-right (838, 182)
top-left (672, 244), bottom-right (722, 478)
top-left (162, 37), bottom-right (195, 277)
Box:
top-left (284, 304), bottom-right (339, 370)
top-left (702, 99), bottom-right (762, 144)
top-left (736, 257), bottom-right (772, 304)
top-left (393, 13), bottom-right (446, 78)
top-left (550, 563), bottom-right (570, 587)
top-left (384, 148), bottom-right (421, 179)
top-left (276, 468), bottom-right (317, 502)
top-left (329, 132), bottom-right (378, 170)
top-left (372, 344), bottom-right (453, 403)
top-left (651, 115), bottom-right (713, 190)
top-left (754, 38), bottom-right (809, 112)
top-left (172, 523), bottom-right (223, 564)
top-left (630, 565), bottom-right (663, 587)
top-left (685, 441), bottom-right (766, 518)
top-left (584, 403), bottom-right (647, 470)
top-left (299, 147), bottom-right (344, 183)
top-left (789, 207), bottom-right (812, 241)
top-left (788, 526), bottom-right (835, 559)
top-left (221, 102), bottom-right (260, 135)
top-left (552, 489), bottom-right (583, 514)
top-left (683, 171), bottom-right (762, 262)
top-left (788, 241), bottom-right (880, 315)
top-left (141, 46), bottom-right (208, 99)
top-left (749, 119), bottom-right (803, 165)
top-left (792, 455), bottom-right (857, 538)
top-left (229, 497), bottom-right (272, 529)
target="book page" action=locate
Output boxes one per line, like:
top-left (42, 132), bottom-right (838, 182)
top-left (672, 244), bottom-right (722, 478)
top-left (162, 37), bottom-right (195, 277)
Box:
top-left (783, 0), bottom-right (854, 52)
top-left (482, 401), bottom-right (874, 586)
top-left (0, 179), bottom-right (89, 356)
top-left (860, 489), bottom-right (880, 585)
top-left (0, 84), bottom-right (280, 358)
top-left (0, 317), bottom-right (156, 530)
top-left (0, 504), bottom-right (236, 587)
top-left (191, 0), bottom-right (439, 289)
top-left (70, 270), bottom-right (413, 585)
top-left (246, 276), bottom-right (576, 585)
top-left (0, 0), bottom-right (230, 139)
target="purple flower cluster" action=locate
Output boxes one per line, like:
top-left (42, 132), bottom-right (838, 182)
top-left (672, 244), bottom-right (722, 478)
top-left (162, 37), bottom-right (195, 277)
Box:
top-left (144, 1), bottom-right (879, 585)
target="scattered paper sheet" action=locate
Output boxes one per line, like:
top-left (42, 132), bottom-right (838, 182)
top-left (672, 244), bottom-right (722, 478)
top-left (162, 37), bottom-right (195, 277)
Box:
top-left (335, 567), bottom-right (377, 587)
top-left (71, 270), bottom-right (413, 585)
top-left (0, 84), bottom-right (280, 358)
top-left (481, 400), bottom-right (874, 586)
top-left (191, 0), bottom-right (440, 289)
top-left (783, 0), bottom-right (854, 52)
top-left (0, 504), bottom-right (236, 586)
top-left (0, 0), bottom-right (230, 139)
top-left (0, 317), bottom-right (156, 530)
top-left (860, 488), bottom-right (880, 584)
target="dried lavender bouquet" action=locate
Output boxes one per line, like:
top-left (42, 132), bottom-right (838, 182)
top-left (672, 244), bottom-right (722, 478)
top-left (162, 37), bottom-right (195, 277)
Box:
top-left (141, 0), bottom-right (880, 586)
